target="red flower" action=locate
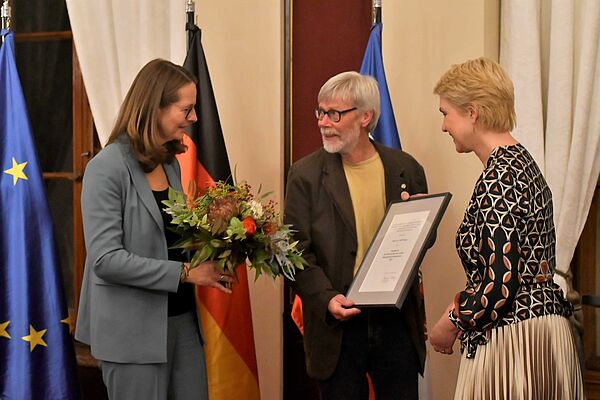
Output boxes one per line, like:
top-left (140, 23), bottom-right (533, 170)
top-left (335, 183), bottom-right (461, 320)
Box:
top-left (242, 216), bottom-right (257, 236)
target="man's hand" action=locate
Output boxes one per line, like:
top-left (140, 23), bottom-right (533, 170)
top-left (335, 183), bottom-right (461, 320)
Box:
top-left (327, 294), bottom-right (361, 321)
top-left (400, 191), bottom-right (428, 201)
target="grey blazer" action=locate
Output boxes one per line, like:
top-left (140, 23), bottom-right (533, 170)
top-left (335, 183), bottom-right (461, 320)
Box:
top-left (75, 137), bottom-right (186, 364)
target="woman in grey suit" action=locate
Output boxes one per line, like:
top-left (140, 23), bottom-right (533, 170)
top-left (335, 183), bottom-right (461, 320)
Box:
top-left (75, 59), bottom-right (232, 400)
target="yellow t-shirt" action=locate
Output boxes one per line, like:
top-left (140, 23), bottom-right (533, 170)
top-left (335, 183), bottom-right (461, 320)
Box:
top-left (343, 153), bottom-right (386, 275)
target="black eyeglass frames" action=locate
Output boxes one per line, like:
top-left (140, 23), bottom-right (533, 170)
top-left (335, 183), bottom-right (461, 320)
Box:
top-left (314, 107), bottom-right (357, 123)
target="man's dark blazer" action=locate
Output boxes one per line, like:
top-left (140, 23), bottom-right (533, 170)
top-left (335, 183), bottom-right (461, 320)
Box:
top-left (284, 141), bottom-right (428, 380)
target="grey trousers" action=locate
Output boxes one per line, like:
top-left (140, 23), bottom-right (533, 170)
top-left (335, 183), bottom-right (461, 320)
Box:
top-left (100, 312), bottom-right (208, 400)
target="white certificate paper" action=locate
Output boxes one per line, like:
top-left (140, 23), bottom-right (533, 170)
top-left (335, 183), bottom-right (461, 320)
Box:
top-left (347, 193), bottom-right (452, 308)
top-left (358, 210), bottom-right (429, 293)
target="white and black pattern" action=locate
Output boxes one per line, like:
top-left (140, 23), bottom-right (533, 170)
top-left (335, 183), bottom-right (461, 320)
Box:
top-left (449, 144), bottom-right (572, 358)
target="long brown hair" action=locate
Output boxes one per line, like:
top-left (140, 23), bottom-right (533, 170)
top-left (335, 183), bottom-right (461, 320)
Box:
top-left (107, 59), bottom-right (197, 172)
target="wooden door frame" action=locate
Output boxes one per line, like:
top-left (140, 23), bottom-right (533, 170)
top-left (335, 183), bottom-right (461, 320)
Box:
top-left (282, 1), bottom-right (372, 398)
top-left (575, 183), bottom-right (600, 398)
top-left (14, 30), bottom-right (94, 327)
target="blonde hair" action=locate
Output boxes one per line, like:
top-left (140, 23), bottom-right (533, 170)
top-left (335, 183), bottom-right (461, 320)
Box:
top-left (433, 57), bottom-right (516, 132)
top-left (318, 71), bottom-right (380, 132)
top-left (107, 59), bottom-right (197, 172)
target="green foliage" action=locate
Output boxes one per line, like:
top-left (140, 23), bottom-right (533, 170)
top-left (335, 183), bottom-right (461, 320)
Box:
top-left (162, 181), bottom-right (305, 281)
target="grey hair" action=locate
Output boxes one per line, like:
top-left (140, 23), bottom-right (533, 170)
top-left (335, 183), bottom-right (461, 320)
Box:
top-left (318, 71), bottom-right (380, 132)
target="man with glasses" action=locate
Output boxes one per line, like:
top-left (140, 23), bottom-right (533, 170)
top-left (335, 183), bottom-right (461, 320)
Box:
top-left (284, 71), bottom-right (428, 400)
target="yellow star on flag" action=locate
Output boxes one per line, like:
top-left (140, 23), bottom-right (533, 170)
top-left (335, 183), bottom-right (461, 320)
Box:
top-left (4, 157), bottom-right (29, 186)
top-left (61, 314), bottom-right (74, 334)
top-left (22, 324), bottom-right (47, 352)
top-left (0, 321), bottom-right (11, 339)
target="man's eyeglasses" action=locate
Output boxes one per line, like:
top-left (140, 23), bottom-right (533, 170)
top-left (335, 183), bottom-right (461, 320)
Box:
top-left (314, 107), bottom-right (357, 123)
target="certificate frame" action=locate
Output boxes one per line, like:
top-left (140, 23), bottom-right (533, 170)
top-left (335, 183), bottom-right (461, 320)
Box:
top-left (346, 192), bottom-right (452, 308)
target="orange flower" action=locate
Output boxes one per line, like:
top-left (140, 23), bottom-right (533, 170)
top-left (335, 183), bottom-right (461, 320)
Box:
top-left (242, 216), bottom-right (257, 236)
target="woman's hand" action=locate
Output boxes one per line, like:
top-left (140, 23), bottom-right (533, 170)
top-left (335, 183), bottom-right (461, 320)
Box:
top-left (183, 261), bottom-right (234, 294)
top-left (429, 303), bottom-right (461, 355)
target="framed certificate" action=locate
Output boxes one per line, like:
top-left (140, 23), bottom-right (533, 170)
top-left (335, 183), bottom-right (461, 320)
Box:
top-left (346, 192), bottom-right (452, 308)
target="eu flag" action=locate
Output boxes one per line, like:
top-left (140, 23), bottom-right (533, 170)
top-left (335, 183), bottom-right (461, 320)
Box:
top-left (0, 30), bottom-right (80, 399)
top-left (359, 23), bottom-right (401, 149)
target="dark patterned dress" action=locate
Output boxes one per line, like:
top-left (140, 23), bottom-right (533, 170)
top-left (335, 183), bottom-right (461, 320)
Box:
top-left (449, 143), bottom-right (572, 358)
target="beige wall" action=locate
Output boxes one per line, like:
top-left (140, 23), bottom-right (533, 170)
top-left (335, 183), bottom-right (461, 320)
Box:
top-left (383, 1), bottom-right (499, 398)
top-left (196, 1), bottom-right (284, 399)
top-left (198, 1), bottom-right (499, 399)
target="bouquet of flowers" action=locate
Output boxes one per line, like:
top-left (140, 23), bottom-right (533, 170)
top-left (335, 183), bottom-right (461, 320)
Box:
top-left (162, 181), bottom-right (306, 281)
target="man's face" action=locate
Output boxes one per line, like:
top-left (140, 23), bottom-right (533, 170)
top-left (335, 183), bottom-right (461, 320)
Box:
top-left (317, 99), bottom-right (361, 156)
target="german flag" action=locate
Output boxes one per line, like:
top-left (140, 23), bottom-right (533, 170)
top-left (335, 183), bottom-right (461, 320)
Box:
top-left (177, 22), bottom-right (260, 400)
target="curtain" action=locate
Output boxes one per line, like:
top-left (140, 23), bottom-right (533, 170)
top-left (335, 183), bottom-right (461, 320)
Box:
top-left (65, 0), bottom-right (187, 145)
top-left (500, 0), bottom-right (600, 296)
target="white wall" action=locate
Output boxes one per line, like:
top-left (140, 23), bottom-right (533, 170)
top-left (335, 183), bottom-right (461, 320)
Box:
top-left (197, 1), bottom-right (499, 399)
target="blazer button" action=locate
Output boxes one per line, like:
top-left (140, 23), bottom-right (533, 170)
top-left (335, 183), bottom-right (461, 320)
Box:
top-left (350, 250), bottom-right (357, 256)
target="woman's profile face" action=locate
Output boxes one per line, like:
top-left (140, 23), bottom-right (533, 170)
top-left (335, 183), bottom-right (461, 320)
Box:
top-left (157, 82), bottom-right (197, 144)
top-left (438, 96), bottom-right (475, 154)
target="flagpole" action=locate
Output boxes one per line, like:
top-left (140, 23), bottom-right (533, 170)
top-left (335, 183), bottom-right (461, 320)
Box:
top-left (373, 0), bottom-right (381, 24)
top-left (1, 0), bottom-right (11, 44)
top-left (186, 0), bottom-right (195, 52)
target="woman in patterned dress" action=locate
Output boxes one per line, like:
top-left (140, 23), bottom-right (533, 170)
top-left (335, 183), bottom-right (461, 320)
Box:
top-left (429, 57), bottom-right (585, 399)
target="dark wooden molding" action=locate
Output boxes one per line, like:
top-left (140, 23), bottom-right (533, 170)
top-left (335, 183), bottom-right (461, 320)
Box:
top-left (586, 369), bottom-right (600, 399)
top-left (14, 31), bottom-right (72, 42)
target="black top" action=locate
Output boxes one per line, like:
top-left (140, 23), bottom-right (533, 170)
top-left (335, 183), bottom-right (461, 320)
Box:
top-left (152, 188), bottom-right (195, 316)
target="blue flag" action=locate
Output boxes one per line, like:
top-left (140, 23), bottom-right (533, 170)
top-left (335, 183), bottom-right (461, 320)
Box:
top-left (0, 30), bottom-right (80, 399)
top-left (359, 23), bottom-right (401, 149)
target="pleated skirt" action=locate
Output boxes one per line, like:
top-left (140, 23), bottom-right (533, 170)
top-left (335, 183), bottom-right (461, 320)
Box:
top-left (454, 315), bottom-right (585, 400)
